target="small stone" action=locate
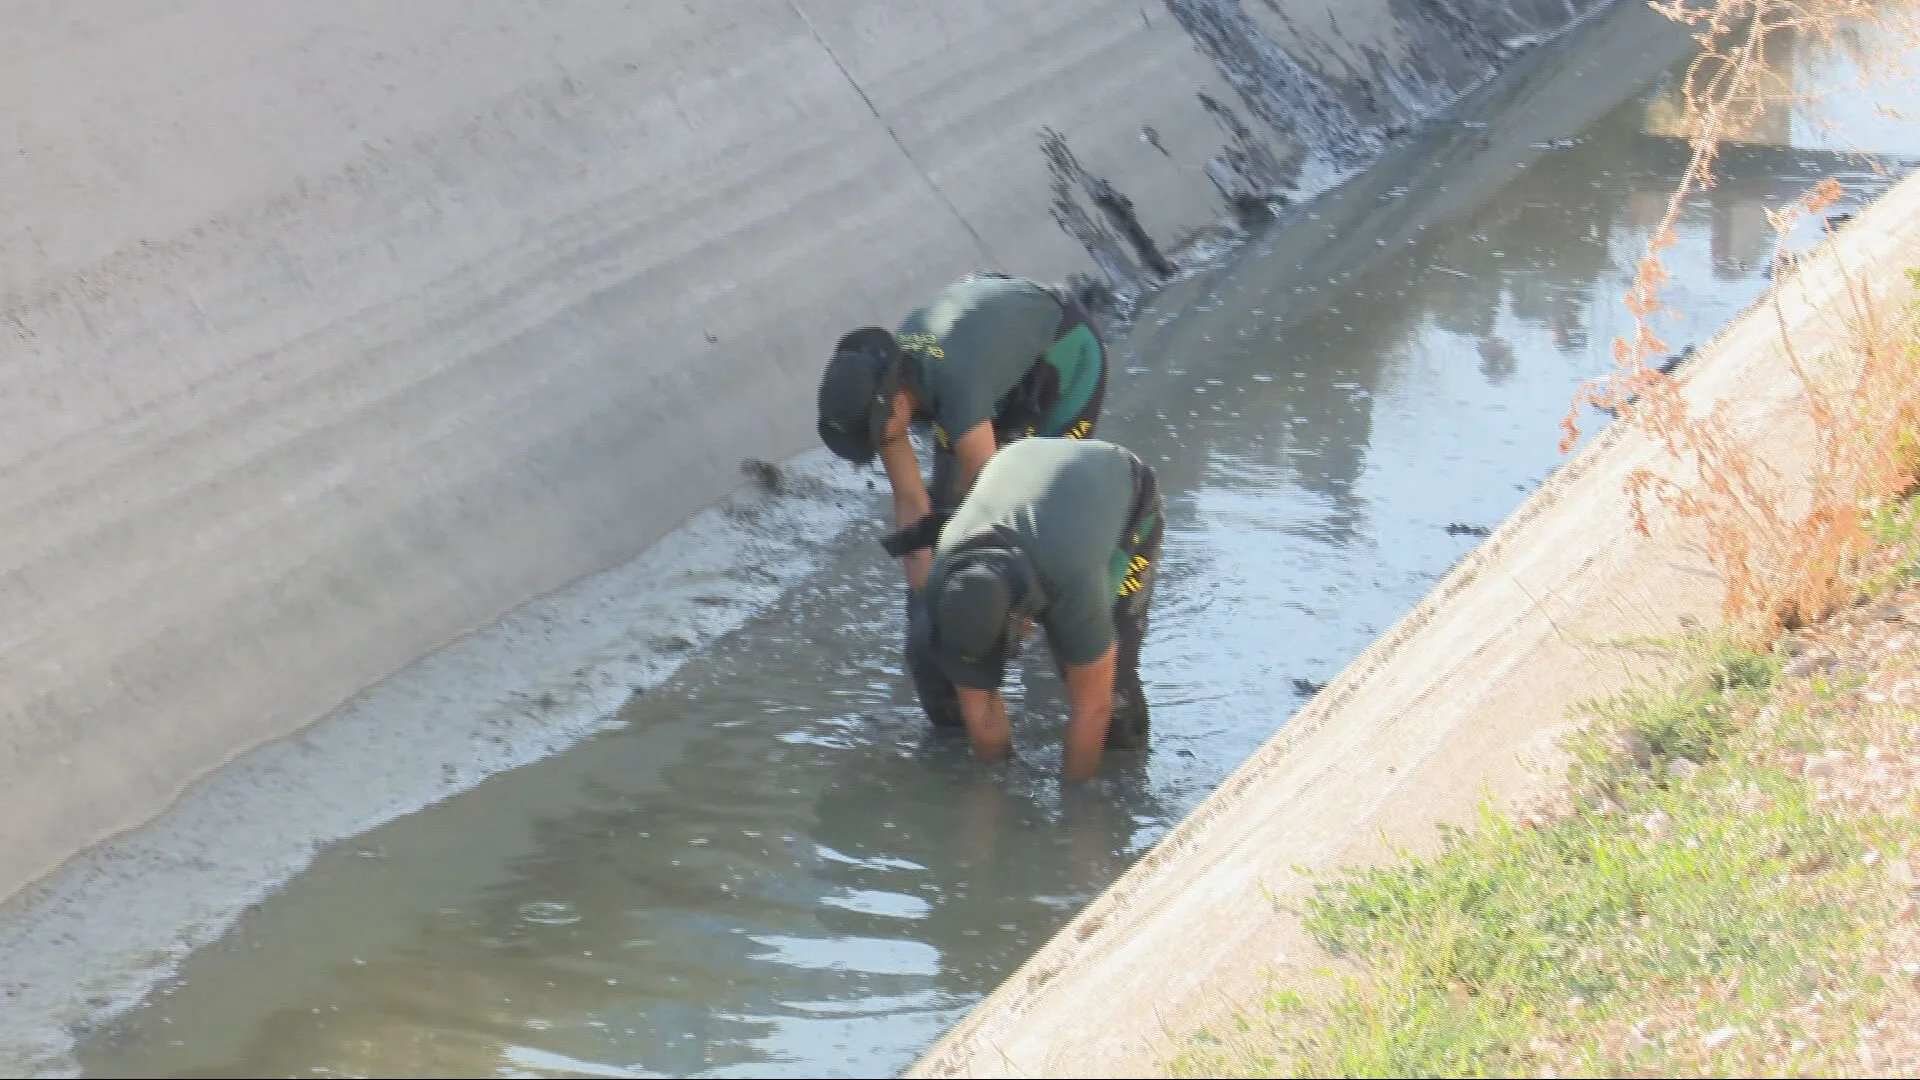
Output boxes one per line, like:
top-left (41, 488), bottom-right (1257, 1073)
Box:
top-left (1864, 850), bottom-right (1882, 868)
top-left (1670, 757), bottom-right (1702, 780)
top-left (1784, 653), bottom-right (1838, 679)
top-left (1640, 809), bottom-right (1672, 838)
top-left (1616, 729), bottom-right (1654, 768)
top-left (1703, 1026), bottom-right (1740, 1050)
top-left (1866, 745), bottom-right (1884, 763)
top-left (1805, 749), bottom-right (1854, 779)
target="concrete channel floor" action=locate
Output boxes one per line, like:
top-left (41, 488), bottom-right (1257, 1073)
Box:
top-left (907, 171), bottom-right (1920, 1079)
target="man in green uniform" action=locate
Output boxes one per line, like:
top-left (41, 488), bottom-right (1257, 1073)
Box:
top-left (912, 437), bottom-right (1163, 781)
top-left (814, 272), bottom-right (1109, 729)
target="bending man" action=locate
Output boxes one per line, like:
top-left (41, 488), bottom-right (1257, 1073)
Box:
top-left (914, 437), bottom-right (1163, 781)
top-left (815, 272), bottom-right (1108, 727)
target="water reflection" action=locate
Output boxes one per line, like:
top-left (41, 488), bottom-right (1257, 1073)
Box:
top-left (76, 5), bottom-right (1916, 1079)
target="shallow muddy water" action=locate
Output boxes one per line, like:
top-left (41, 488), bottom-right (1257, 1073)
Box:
top-left (60, 5), bottom-right (1920, 1078)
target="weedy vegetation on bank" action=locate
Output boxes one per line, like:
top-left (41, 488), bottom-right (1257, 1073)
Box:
top-left (1173, 507), bottom-right (1920, 1076)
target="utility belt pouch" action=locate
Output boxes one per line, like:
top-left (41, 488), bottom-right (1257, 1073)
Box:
top-left (994, 360), bottom-right (1060, 440)
top-left (994, 285), bottom-right (1088, 439)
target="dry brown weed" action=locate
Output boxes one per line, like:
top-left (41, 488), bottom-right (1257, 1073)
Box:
top-left (1563, 0), bottom-right (1920, 640)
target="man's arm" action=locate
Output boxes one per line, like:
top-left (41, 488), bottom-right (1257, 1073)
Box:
top-left (949, 420), bottom-right (999, 504)
top-left (955, 685), bottom-right (1012, 763)
top-left (1060, 643), bottom-right (1118, 782)
top-left (877, 431), bottom-right (934, 590)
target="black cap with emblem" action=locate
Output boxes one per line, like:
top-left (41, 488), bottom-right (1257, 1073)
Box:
top-left (929, 543), bottom-right (1040, 690)
top-left (816, 328), bottom-right (906, 465)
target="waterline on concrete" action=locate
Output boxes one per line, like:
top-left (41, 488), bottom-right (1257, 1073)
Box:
top-left (0, 452), bottom-right (877, 1077)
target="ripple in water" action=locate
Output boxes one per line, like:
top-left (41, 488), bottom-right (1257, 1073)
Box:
top-left (518, 900), bottom-right (582, 926)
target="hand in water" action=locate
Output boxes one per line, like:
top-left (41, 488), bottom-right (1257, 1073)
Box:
top-left (956, 753), bottom-right (1030, 873)
top-left (1059, 778), bottom-right (1124, 884)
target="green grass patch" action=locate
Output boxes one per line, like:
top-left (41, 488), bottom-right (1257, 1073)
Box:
top-left (1172, 639), bottom-right (1912, 1078)
top-left (1860, 490), bottom-right (1920, 598)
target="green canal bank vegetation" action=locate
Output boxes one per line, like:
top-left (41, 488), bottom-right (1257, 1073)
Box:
top-left (1174, 1), bottom-right (1920, 1075)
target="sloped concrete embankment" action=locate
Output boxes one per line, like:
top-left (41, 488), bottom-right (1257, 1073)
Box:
top-left (0, 0), bottom-right (1603, 905)
top-left (907, 162), bottom-right (1920, 1079)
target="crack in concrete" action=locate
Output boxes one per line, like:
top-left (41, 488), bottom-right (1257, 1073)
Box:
top-left (784, 0), bottom-right (1001, 267)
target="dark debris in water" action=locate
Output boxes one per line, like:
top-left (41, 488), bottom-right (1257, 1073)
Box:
top-left (740, 458), bottom-right (783, 495)
top-left (1446, 522), bottom-right (1492, 538)
top-left (1656, 344), bottom-right (1696, 377)
top-left (1589, 345), bottom-right (1697, 417)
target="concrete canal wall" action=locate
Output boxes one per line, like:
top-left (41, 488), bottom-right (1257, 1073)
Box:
top-left (0, 0), bottom-right (1605, 903)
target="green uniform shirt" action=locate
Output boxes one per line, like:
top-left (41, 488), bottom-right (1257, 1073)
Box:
top-left (929, 438), bottom-right (1138, 668)
top-left (896, 275), bottom-right (1064, 445)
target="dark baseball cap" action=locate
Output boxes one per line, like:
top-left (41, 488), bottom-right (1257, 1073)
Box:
top-left (931, 555), bottom-right (1021, 690)
top-left (817, 328), bottom-right (904, 465)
